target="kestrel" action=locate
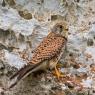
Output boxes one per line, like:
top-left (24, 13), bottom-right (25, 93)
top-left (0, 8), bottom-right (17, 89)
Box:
top-left (9, 21), bottom-right (68, 89)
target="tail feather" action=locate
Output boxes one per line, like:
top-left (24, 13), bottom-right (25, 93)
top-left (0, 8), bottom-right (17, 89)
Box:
top-left (9, 65), bottom-right (33, 89)
top-left (8, 62), bottom-right (43, 89)
top-left (10, 65), bottom-right (33, 80)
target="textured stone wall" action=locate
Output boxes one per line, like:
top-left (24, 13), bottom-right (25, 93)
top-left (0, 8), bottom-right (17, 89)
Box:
top-left (0, 0), bottom-right (95, 95)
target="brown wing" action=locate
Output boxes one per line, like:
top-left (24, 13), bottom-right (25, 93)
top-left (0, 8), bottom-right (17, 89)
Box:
top-left (30, 32), bottom-right (66, 64)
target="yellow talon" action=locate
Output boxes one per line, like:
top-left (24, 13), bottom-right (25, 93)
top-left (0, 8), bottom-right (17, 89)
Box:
top-left (54, 66), bottom-right (64, 79)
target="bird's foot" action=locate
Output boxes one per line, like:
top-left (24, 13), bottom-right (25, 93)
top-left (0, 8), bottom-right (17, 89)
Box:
top-left (53, 66), bottom-right (64, 80)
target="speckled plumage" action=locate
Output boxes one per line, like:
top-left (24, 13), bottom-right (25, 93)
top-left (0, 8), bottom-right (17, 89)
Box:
top-left (9, 22), bottom-right (68, 89)
top-left (30, 32), bottom-right (66, 65)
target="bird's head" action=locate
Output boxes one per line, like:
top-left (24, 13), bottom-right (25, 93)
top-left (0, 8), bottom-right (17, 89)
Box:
top-left (52, 21), bottom-right (68, 39)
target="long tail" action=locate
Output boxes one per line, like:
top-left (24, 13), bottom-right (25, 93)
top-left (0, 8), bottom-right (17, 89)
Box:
top-left (8, 62), bottom-right (42, 89)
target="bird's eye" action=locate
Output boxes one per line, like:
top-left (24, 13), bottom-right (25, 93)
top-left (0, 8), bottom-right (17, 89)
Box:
top-left (59, 26), bottom-right (62, 29)
top-left (59, 25), bottom-right (63, 32)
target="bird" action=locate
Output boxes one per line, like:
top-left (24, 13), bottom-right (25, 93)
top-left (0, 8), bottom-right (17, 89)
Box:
top-left (8, 20), bottom-right (68, 89)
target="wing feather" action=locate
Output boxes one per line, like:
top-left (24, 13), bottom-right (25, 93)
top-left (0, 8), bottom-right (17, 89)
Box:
top-left (30, 32), bottom-right (66, 64)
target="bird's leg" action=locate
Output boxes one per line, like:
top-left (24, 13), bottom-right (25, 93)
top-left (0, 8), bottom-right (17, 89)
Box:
top-left (53, 45), bottom-right (67, 79)
top-left (54, 65), bottom-right (63, 79)
top-left (53, 58), bottom-right (64, 79)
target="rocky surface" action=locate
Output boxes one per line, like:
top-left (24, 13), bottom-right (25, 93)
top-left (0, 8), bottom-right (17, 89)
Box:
top-left (0, 0), bottom-right (95, 95)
